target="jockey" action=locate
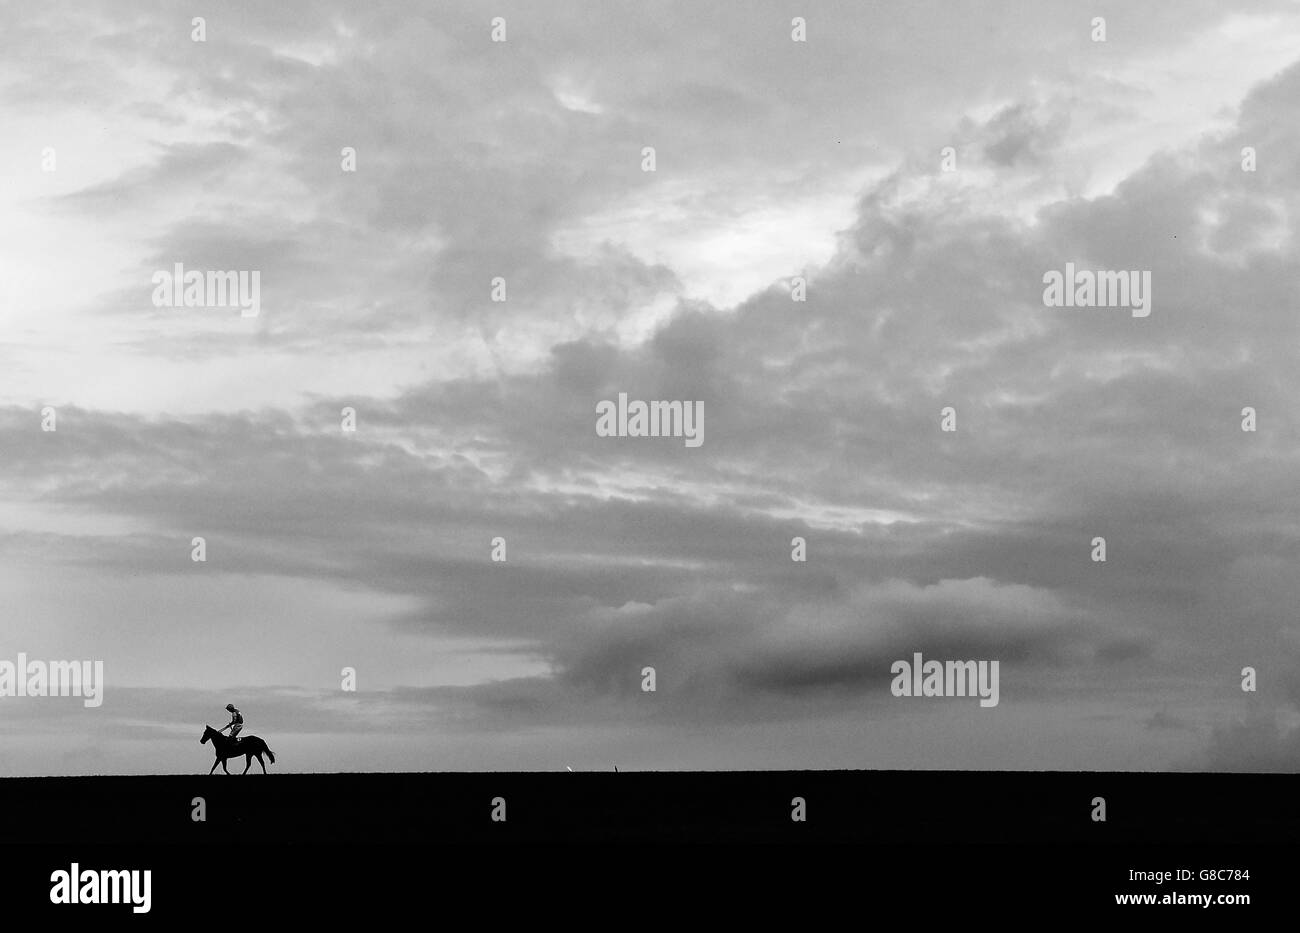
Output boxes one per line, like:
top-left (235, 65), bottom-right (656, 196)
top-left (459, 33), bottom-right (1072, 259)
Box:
top-left (220, 703), bottom-right (243, 745)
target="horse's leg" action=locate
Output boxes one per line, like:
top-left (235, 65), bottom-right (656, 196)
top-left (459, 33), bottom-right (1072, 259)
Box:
top-left (209, 759), bottom-right (219, 775)
top-left (257, 753), bottom-right (267, 774)
top-left (242, 755), bottom-right (251, 774)
top-left (221, 757), bottom-right (230, 774)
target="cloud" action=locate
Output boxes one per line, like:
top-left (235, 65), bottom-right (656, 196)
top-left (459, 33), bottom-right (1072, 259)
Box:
top-left (1, 1), bottom-right (1299, 770)
top-left (1197, 711), bottom-right (1300, 771)
top-left (979, 104), bottom-right (1070, 168)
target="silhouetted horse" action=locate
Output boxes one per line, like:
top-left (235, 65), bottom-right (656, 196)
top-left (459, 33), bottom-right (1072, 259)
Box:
top-left (201, 725), bottom-right (276, 774)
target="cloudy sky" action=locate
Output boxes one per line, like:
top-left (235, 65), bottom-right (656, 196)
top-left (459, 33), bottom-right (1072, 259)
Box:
top-left (1, 0), bottom-right (1298, 774)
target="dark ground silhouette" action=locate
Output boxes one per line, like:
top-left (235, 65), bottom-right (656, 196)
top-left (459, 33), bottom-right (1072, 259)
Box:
top-left (0, 770), bottom-right (1296, 845)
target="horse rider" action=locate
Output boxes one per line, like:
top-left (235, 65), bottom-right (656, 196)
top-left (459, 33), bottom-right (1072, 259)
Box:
top-left (219, 703), bottom-right (244, 746)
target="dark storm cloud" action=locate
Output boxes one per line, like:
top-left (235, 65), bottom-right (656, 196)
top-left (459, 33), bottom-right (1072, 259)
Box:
top-left (979, 104), bottom-right (1070, 168)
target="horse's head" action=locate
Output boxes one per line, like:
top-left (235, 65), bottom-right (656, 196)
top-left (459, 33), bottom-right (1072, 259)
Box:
top-left (200, 725), bottom-right (216, 744)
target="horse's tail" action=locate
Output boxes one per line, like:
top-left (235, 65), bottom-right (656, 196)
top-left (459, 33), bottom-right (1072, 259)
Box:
top-left (266, 746), bottom-right (276, 765)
